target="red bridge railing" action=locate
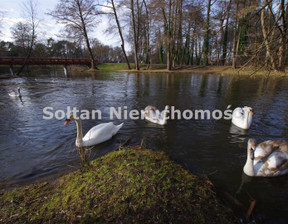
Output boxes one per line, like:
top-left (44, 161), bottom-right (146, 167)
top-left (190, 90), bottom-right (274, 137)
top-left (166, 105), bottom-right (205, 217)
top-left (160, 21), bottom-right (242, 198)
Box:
top-left (0, 57), bottom-right (98, 66)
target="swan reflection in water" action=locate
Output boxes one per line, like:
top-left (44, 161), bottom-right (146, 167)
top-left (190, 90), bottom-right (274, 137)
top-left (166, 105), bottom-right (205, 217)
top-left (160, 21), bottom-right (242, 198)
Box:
top-left (229, 124), bottom-right (247, 144)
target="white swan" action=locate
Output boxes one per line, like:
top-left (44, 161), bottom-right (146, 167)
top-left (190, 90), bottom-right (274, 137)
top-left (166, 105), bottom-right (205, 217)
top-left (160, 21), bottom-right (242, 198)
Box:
top-left (9, 87), bottom-right (21, 97)
top-left (64, 114), bottom-right (123, 147)
top-left (243, 138), bottom-right (288, 177)
top-left (141, 105), bottom-right (169, 125)
top-left (232, 106), bottom-right (253, 129)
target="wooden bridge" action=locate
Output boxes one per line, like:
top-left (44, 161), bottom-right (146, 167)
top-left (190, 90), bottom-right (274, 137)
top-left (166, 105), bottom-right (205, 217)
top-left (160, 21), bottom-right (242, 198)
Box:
top-left (0, 57), bottom-right (98, 76)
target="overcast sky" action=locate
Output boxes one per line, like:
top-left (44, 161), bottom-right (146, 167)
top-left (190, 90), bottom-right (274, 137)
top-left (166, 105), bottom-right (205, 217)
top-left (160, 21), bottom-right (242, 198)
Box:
top-left (0, 0), bottom-right (121, 48)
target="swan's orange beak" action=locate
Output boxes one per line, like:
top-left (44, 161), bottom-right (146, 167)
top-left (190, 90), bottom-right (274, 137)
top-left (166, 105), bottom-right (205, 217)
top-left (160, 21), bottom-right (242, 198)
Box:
top-left (64, 119), bottom-right (70, 125)
top-left (249, 110), bottom-right (254, 115)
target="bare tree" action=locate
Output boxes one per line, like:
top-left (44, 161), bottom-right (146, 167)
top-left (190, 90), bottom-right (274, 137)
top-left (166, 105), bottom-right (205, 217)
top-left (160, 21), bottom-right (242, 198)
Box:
top-left (261, 0), bottom-right (277, 71)
top-left (12, 0), bottom-right (38, 76)
top-left (221, 0), bottom-right (232, 66)
top-left (174, 0), bottom-right (183, 66)
top-left (3, 0), bottom-right (287, 72)
top-left (130, 0), bottom-right (140, 70)
top-left (266, 0), bottom-right (287, 72)
top-left (110, 0), bottom-right (131, 69)
top-left (277, 0), bottom-right (287, 71)
top-left (159, 0), bottom-right (174, 70)
top-left (260, 0), bottom-right (287, 72)
top-left (232, 0), bottom-right (240, 69)
top-left (143, 0), bottom-right (151, 69)
top-left (203, 0), bottom-right (211, 66)
top-left (11, 22), bottom-right (32, 53)
top-left (49, 0), bottom-right (98, 69)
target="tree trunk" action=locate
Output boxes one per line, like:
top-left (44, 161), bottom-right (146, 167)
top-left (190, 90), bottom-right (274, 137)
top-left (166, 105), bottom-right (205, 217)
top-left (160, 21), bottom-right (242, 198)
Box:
top-left (184, 27), bottom-right (190, 65)
top-left (16, 26), bottom-right (35, 76)
top-left (177, 0), bottom-right (183, 65)
top-left (172, 0), bottom-right (178, 68)
top-left (76, 0), bottom-right (97, 70)
top-left (190, 37), bottom-right (194, 65)
top-left (203, 0), bottom-right (211, 66)
top-left (143, 0), bottom-right (151, 69)
top-left (190, 27), bottom-right (195, 65)
top-left (111, 0), bottom-right (131, 69)
top-left (131, 0), bottom-right (140, 70)
top-left (232, 1), bottom-right (239, 69)
top-left (158, 29), bottom-right (164, 64)
top-left (167, 0), bottom-right (172, 70)
top-left (278, 0), bottom-right (286, 71)
top-left (218, 16), bottom-right (224, 65)
top-left (16, 0), bottom-right (37, 76)
top-left (221, 0), bottom-right (232, 66)
top-left (261, 0), bottom-right (278, 72)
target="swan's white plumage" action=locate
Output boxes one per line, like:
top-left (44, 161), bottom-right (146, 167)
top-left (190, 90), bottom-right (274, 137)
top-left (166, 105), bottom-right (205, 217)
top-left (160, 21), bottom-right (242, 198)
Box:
top-left (65, 115), bottom-right (123, 147)
top-left (80, 122), bottom-right (123, 147)
top-left (141, 105), bottom-right (169, 125)
top-left (232, 106), bottom-right (253, 129)
top-left (243, 139), bottom-right (288, 177)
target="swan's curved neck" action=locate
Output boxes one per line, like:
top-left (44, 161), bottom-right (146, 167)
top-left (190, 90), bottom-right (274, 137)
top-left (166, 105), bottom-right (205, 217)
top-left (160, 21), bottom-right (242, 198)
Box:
top-left (244, 148), bottom-right (254, 176)
top-left (160, 108), bottom-right (169, 125)
top-left (74, 118), bottom-right (83, 146)
top-left (244, 110), bottom-right (250, 127)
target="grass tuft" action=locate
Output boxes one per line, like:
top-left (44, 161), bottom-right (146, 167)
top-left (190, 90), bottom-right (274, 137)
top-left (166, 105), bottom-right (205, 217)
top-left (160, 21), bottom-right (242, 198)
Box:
top-left (0, 147), bottom-right (238, 223)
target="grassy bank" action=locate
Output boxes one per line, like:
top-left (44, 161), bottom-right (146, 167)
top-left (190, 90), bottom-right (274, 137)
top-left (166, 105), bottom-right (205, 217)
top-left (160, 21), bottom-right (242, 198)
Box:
top-left (94, 63), bottom-right (287, 76)
top-left (1, 64), bottom-right (286, 77)
top-left (0, 147), bottom-right (238, 223)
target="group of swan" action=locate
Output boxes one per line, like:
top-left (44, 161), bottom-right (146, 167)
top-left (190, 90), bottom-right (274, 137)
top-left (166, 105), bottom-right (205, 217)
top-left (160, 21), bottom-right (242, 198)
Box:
top-left (62, 101), bottom-right (288, 178)
top-left (9, 85), bottom-right (286, 177)
top-left (231, 106), bottom-right (288, 177)
top-left (142, 105), bottom-right (253, 128)
top-left (142, 105), bottom-right (288, 177)
top-left (63, 105), bottom-right (169, 150)
top-left (64, 105), bottom-right (170, 148)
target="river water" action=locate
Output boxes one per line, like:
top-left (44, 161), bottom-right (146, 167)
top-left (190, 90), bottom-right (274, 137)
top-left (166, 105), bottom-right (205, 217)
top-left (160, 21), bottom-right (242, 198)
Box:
top-left (1, 71), bottom-right (288, 223)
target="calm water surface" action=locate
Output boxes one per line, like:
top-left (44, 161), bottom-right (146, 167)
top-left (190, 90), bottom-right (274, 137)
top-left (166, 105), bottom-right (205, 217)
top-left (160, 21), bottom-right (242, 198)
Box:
top-left (1, 71), bottom-right (288, 223)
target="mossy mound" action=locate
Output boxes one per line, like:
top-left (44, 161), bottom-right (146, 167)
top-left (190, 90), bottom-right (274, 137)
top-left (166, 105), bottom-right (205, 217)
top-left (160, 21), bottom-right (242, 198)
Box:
top-left (0, 148), bottom-right (238, 223)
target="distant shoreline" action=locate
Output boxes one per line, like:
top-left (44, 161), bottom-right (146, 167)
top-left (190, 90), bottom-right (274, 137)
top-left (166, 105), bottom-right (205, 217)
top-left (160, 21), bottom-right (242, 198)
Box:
top-left (1, 64), bottom-right (287, 77)
top-left (83, 64), bottom-right (288, 76)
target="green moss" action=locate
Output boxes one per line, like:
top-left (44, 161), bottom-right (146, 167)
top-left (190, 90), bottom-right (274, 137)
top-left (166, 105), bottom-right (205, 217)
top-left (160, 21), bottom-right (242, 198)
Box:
top-left (0, 147), bottom-right (238, 223)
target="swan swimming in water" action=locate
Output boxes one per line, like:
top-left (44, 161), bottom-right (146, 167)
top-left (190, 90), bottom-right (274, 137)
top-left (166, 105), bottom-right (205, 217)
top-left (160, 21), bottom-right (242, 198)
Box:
top-left (141, 105), bottom-right (169, 125)
top-left (9, 87), bottom-right (21, 97)
top-left (243, 138), bottom-right (288, 177)
top-left (64, 114), bottom-right (123, 147)
top-left (232, 106), bottom-right (253, 129)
